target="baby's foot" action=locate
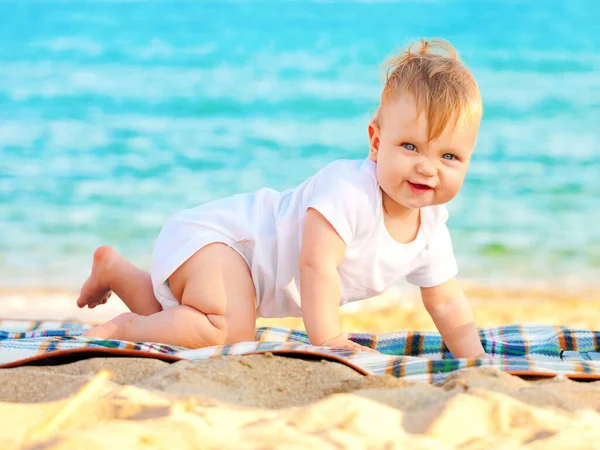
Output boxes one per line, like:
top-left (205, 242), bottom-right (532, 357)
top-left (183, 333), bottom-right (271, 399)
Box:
top-left (83, 312), bottom-right (138, 340)
top-left (76, 245), bottom-right (117, 309)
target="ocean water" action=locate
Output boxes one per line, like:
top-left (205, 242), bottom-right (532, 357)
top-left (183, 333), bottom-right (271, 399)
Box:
top-left (1, 0), bottom-right (599, 289)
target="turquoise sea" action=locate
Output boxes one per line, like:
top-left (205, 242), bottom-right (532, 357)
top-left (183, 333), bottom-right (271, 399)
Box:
top-left (1, 0), bottom-right (599, 289)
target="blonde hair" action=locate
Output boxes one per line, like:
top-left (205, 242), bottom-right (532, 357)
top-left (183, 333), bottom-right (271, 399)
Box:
top-left (373, 39), bottom-right (482, 141)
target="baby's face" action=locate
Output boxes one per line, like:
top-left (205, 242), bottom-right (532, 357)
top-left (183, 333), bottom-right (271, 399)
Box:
top-left (368, 94), bottom-right (478, 214)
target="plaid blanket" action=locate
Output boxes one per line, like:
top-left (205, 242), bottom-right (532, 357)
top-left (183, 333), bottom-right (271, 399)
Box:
top-left (0, 320), bottom-right (598, 383)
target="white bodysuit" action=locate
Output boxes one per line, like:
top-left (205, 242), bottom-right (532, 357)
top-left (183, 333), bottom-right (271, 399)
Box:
top-left (151, 158), bottom-right (458, 318)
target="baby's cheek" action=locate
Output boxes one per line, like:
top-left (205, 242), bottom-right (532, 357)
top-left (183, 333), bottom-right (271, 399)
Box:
top-left (379, 171), bottom-right (395, 189)
top-left (443, 177), bottom-right (464, 200)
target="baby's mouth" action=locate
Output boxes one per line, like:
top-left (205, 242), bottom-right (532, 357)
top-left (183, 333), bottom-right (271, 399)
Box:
top-left (407, 181), bottom-right (433, 193)
top-left (411, 183), bottom-right (431, 189)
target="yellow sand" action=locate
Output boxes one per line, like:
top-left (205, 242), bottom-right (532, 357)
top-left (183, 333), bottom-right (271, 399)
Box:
top-left (1, 283), bottom-right (600, 449)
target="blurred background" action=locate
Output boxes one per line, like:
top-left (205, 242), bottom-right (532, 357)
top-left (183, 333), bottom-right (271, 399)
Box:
top-left (1, 0), bottom-right (599, 295)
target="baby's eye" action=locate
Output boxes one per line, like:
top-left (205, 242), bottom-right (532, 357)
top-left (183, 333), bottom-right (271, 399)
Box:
top-left (402, 143), bottom-right (417, 151)
top-left (442, 153), bottom-right (456, 161)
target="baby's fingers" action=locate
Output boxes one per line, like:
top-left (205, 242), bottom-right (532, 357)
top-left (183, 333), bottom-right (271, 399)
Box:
top-left (337, 342), bottom-right (378, 353)
top-left (347, 341), bottom-right (378, 353)
top-left (356, 345), bottom-right (378, 353)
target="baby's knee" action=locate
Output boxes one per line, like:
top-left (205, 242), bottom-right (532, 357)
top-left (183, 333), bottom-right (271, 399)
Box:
top-left (205, 313), bottom-right (255, 345)
top-left (200, 331), bottom-right (227, 347)
top-left (224, 318), bottom-right (256, 345)
top-left (226, 327), bottom-right (256, 345)
top-left (185, 312), bottom-right (228, 347)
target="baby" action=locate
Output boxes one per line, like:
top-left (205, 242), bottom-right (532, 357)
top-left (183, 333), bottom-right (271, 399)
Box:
top-left (77, 38), bottom-right (486, 358)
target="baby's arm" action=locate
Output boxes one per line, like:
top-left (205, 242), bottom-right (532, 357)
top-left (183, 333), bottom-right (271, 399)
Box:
top-left (299, 208), bottom-right (373, 351)
top-left (421, 278), bottom-right (486, 358)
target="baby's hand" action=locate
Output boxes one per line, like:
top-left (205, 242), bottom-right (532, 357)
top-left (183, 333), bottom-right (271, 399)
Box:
top-left (319, 335), bottom-right (378, 353)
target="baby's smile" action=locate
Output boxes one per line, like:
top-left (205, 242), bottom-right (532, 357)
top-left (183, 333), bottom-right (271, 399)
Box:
top-left (407, 181), bottom-right (434, 194)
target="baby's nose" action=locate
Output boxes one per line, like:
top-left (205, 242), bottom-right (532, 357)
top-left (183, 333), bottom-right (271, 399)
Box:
top-left (416, 156), bottom-right (436, 176)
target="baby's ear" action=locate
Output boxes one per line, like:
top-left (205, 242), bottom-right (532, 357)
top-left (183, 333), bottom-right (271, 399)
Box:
top-left (368, 122), bottom-right (380, 161)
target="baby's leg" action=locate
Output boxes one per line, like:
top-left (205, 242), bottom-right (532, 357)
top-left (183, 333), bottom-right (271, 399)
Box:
top-left (77, 246), bottom-right (162, 316)
top-left (83, 243), bottom-right (257, 347)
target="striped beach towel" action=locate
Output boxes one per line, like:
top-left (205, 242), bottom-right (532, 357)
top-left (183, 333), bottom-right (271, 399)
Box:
top-left (0, 320), bottom-right (598, 383)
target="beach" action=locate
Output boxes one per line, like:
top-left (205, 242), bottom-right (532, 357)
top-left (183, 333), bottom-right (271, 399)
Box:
top-left (1, 0), bottom-right (599, 448)
top-left (3, 281), bottom-right (600, 330)
top-left (1, 283), bottom-right (600, 449)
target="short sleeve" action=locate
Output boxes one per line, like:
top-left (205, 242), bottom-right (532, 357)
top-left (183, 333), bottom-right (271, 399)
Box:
top-left (305, 161), bottom-right (376, 244)
top-left (405, 223), bottom-right (458, 287)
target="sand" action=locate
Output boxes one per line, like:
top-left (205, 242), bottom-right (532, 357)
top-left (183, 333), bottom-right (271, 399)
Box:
top-left (1, 283), bottom-right (600, 449)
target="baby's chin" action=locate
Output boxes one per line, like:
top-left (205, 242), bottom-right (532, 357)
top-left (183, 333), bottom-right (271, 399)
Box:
top-left (401, 199), bottom-right (437, 210)
top-left (404, 196), bottom-right (457, 211)
top-left (386, 196), bottom-right (433, 212)
top-left (382, 187), bottom-right (451, 212)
